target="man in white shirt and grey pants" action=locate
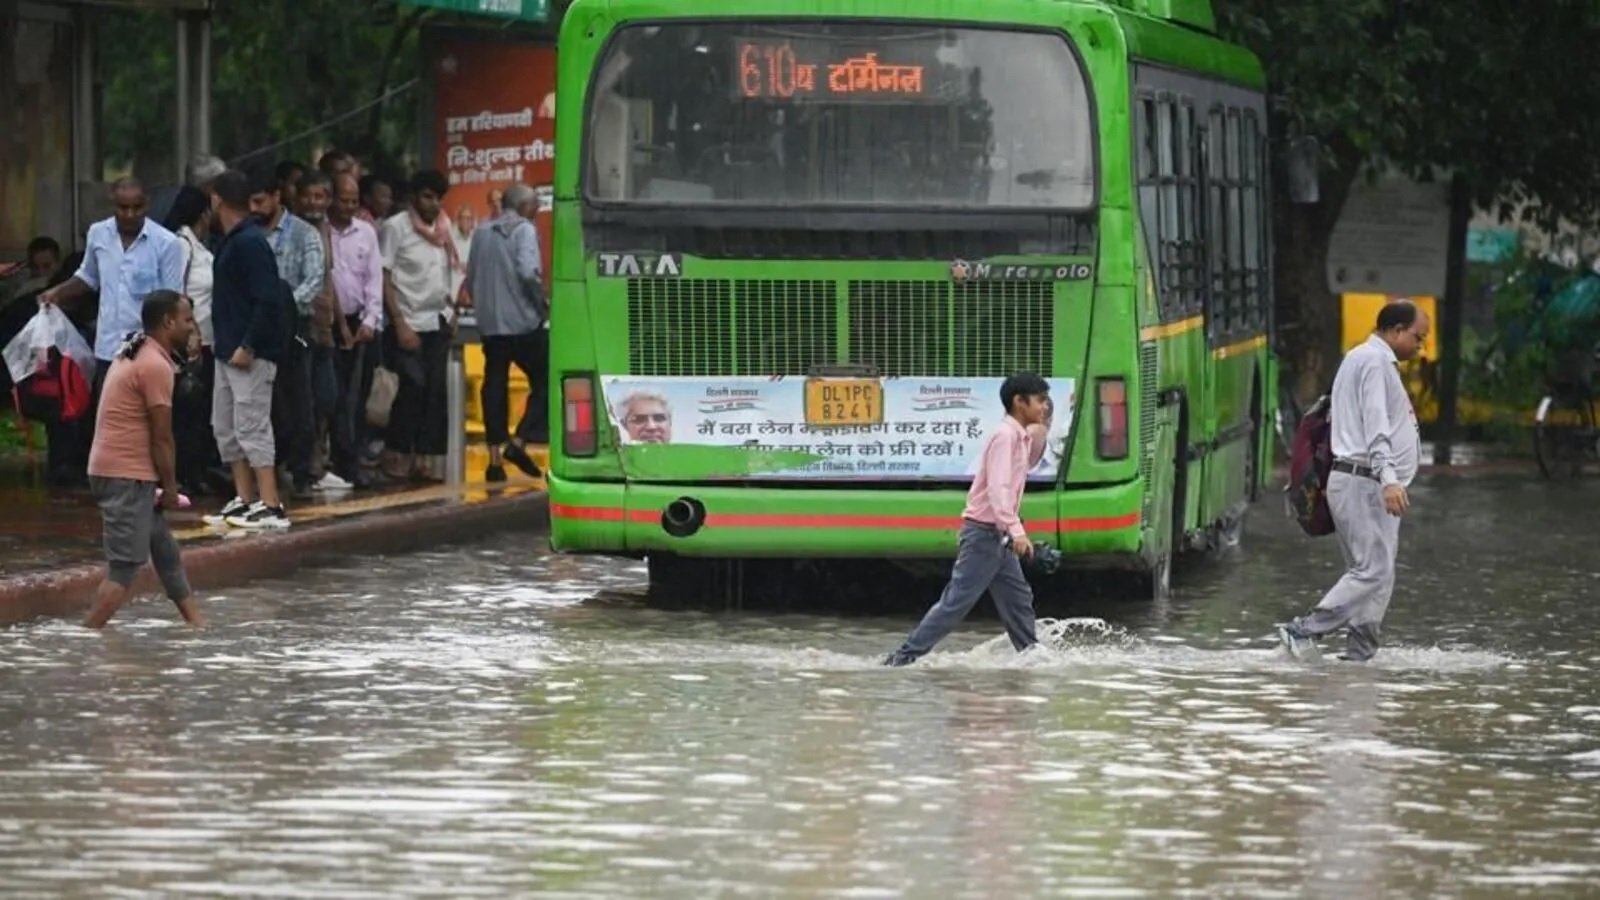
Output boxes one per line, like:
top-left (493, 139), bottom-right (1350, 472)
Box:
top-left (1279, 299), bottom-right (1430, 662)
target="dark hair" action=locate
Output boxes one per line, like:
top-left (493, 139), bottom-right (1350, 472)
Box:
top-left (297, 169), bottom-right (332, 195)
top-left (358, 174), bottom-right (388, 197)
top-left (246, 164), bottom-right (280, 198)
top-left (211, 169), bottom-right (253, 210)
top-left (410, 169), bottom-right (449, 197)
top-left (109, 176), bottom-right (145, 196)
top-left (274, 159), bottom-right (307, 184)
top-left (141, 289), bottom-right (186, 332)
top-left (162, 186), bottom-right (211, 231)
top-left (1000, 372), bottom-right (1050, 413)
top-left (26, 236), bottom-right (60, 258)
top-left (1375, 299), bottom-right (1419, 333)
top-left (317, 150), bottom-right (355, 176)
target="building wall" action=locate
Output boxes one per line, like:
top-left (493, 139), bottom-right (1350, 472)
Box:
top-left (0, 2), bottom-right (76, 260)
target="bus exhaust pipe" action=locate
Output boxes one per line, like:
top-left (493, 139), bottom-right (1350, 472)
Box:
top-left (662, 497), bottom-right (706, 538)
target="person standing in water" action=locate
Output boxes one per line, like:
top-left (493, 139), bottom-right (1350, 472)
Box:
top-left (83, 290), bottom-right (204, 629)
top-left (1278, 299), bottom-right (1429, 661)
top-left (884, 372), bottom-right (1051, 666)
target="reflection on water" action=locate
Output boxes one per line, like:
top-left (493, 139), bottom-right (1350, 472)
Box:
top-left (2, 476), bottom-right (1599, 896)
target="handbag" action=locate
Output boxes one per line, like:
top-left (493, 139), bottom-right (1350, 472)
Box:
top-left (366, 364), bottom-right (398, 428)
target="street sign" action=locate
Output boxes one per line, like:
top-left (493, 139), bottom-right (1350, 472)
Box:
top-left (1326, 173), bottom-right (1450, 298)
top-left (400, 0), bottom-right (548, 24)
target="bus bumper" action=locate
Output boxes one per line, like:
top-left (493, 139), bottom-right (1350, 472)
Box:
top-left (548, 476), bottom-right (1145, 560)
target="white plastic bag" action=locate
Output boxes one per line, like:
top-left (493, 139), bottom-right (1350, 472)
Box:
top-left (3, 305), bottom-right (97, 386)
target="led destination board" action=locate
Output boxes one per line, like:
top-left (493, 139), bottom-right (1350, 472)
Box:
top-left (735, 40), bottom-right (935, 102)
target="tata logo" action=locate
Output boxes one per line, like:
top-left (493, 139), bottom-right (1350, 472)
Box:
top-left (597, 252), bottom-right (682, 278)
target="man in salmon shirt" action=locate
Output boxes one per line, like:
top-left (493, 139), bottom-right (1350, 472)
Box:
top-left (883, 372), bottom-right (1052, 666)
top-left (83, 290), bottom-right (204, 629)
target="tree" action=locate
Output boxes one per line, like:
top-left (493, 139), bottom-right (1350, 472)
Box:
top-left (1216, 0), bottom-right (1600, 401)
top-left (98, 0), bottom-right (423, 181)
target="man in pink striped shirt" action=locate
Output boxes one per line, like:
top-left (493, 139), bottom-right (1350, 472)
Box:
top-left (884, 373), bottom-right (1052, 666)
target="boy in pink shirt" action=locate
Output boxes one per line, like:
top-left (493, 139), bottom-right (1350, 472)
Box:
top-left (884, 373), bottom-right (1052, 666)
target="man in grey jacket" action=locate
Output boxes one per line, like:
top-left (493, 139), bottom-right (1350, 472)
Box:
top-left (465, 184), bottom-right (547, 482)
top-left (1279, 299), bottom-right (1430, 661)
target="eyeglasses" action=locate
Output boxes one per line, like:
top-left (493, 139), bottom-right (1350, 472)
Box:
top-left (627, 413), bottom-right (669, 425)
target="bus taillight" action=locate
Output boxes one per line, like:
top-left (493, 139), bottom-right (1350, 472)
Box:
top-left (563, 375), bottom-right (597, 457)
top-left (1097, 378), bottom-right (1129, 460)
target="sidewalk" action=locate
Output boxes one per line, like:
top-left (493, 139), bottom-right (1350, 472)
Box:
top-left (0, 446), bottom-right (551, 626)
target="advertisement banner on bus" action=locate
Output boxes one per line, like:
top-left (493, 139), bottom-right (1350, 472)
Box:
top-left (602, 376), bottom-right (1076, 480)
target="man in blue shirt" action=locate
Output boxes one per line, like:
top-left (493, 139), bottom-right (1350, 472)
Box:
top-left (39, 177), bottom-right (184, 485)
top-left (40, 177), bottom-right (184, 369)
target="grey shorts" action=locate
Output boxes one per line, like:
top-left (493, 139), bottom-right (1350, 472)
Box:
top-left (213, 357), bottom-right (277, 468)
top-left (91, 476), bottom-right (191, 599)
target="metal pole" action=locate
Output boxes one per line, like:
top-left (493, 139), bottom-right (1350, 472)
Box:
top-left (446, 345), bottom-right (465, 486)
top-left (74, 11), bottom-right (98, 245)
top-left (196, 12), bottom-right (211, 155)
top-left (175, 14), bottom-right (190, 183)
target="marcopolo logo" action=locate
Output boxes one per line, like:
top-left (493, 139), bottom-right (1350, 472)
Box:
top-left (597, 252), bottom-right (683, 278)
top-left (950, 259), bottom-right (1093, 283)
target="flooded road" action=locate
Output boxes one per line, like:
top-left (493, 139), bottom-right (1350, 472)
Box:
top-left (2, 475), bottom-right (1599, 897)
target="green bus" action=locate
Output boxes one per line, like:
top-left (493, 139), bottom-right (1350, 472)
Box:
top-left (547, 0), bottom-right (1278, 600)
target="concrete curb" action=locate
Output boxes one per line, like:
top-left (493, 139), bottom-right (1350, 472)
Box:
top-left (0, 490), bottom-right (550, 626)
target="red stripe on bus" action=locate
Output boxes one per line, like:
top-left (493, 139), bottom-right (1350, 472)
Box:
top-left (552, 505), bottom-right (1143, 532)
top-left (1057, 512), bottom-right (1143, 532)
top-left (549, 503), bottom-right (655, 523)
top-left (708, 512), bottom-right (960, 530)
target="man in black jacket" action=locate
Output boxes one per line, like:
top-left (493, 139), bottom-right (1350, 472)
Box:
top-left (204, 170), bottom-right (290, 531)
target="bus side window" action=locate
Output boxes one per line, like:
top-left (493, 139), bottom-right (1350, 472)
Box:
top-left (1137, 95), bottom-right (1162, 314)
top-left (1177, 101), bottom-right (1200, 317)
top-left (1243, 110), bottom-right (1266, 332)
top-left (1206, 107), bottom-right (1226, 340)
top-left (1156, 97), bottom-right (1182, 322)
top-left (1225, 108), bottom-right (1244, 337)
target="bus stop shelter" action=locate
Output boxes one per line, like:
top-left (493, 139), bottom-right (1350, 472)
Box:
top-left (0, 0), bottom-right (211, 258)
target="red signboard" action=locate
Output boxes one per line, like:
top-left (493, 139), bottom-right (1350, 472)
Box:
top-left (434, 38), bottom-right (556, 288)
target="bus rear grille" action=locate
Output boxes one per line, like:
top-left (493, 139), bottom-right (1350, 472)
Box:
top-left (628, 279), bottom-right (1053, 377)
top-left (628, 279), bottom-right (835, 376)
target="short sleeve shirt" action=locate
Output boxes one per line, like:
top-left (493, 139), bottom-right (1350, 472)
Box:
top-left (87, 340), bottom-right (176, 482)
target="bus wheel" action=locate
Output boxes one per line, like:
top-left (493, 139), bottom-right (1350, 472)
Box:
top-left (647, 555), bottom-right (746, 608)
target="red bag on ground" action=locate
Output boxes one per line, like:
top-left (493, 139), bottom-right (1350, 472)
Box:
top-left (1284, 394), bottom-right (1335, 536)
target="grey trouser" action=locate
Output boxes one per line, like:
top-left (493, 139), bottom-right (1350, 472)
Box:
top-left (897, 520), bottom-right (1038, 659)
top-left (91, 476), bottom-right (191, 600)
top-left (1297, 471), bottom-right (1402, 660)
top-left (213, 358), bottom-right (277, 468)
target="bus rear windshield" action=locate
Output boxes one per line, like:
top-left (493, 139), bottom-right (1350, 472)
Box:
top-left (585, 22), bottom-right (1095, 210)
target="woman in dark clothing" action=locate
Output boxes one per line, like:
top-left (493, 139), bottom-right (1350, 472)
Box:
top-left (163, 188), bottom-right (224, 495)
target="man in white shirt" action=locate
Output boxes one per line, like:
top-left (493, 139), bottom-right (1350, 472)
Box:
top-left (1278, 299), bottom-right (1429, 662)
top-left (379, 170), bottom-right (456, 482)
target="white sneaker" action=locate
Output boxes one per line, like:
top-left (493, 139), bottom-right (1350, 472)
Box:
top-left (225, 501), bottom-right (292, 531)
top-left (314, 472), bottom-right (353, 492)
top-left (203, 496), bottom-right (249, 527)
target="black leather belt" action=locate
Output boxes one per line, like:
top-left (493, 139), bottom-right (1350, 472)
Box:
top-left (1331, 459), bottom-right (1379, 480)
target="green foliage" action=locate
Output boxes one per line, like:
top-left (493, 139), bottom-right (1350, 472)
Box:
top-left (99, 0), bottom-right (423, 179)
top-left (0, 414), bottom-right (40, 456)
top-left (1461, 249), bottom-right (1600, 409)
top-left (1216, 0), bottom-right (1600, 228)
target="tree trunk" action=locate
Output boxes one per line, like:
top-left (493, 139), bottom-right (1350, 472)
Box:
top-left (1432, 173), bottom-right (1473, 465)
top-left (1271, 147), bottom-right (1361, 404)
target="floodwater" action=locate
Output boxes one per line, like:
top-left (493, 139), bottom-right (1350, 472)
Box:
top-left (2, 476), bottom-right (1598, 897)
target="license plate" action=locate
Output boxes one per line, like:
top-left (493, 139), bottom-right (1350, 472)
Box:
top-left (804, 378), bottom-right (883, 427)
